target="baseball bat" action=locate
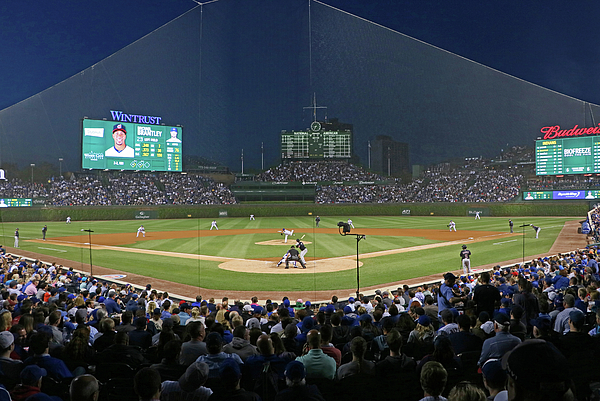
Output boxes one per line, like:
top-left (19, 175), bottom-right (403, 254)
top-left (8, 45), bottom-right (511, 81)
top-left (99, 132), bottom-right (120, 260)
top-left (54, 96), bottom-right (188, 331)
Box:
top-left (300, 234), bottom-right (305, 239)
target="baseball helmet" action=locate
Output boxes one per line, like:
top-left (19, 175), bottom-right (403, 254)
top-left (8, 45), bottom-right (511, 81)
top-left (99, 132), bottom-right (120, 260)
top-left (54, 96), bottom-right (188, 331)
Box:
top-left (462, 245), bottom-right (467, 249)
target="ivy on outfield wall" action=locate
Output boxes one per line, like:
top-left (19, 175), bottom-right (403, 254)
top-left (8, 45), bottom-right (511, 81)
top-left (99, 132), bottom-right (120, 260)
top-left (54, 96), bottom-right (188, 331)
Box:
top-left (0, 202), bottom-right (589, 222)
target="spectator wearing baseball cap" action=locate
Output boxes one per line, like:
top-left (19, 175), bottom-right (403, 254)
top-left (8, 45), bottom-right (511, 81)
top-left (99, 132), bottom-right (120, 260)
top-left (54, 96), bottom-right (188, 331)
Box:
top-left (273, 360), bottom-right (325, 401)
top-left (0, 331), bottom-right (23, 387)
top-left (502, 340), bottom-right (576, 401)
top-left (477, 313), bottom-right (521, 367)
top-left (216, 358), bottom-right (260, 400)
top-left (11, 365), bottom-right (46, 400)
top-left (481, 359), bottom-right (507, 401)
top-left (438, 273), bottom-right (467, 315)
top-left (161, 361), bottom-right (212, 400)
top-left (195, 332), bottom-right (243, 379)
top-left (178, 303), bottom-right (191, 326)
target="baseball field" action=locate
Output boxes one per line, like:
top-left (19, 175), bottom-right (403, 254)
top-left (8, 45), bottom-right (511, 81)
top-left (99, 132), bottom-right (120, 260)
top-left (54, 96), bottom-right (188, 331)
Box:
top-left (0, 215), bottom-right (585, 301)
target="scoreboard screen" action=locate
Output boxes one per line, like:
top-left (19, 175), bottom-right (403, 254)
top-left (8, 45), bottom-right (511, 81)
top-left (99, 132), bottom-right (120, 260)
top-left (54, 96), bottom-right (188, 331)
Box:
top-left (81, 119), bottom-right (182, 171)
top-left (524, 190), bottom-right (600, 200)
top-left (0, 198), bottom-right (31, 207)
top-left (281, 130), bottom-right (352, 159)
top-left (535, 136), bottom-right (600, 175)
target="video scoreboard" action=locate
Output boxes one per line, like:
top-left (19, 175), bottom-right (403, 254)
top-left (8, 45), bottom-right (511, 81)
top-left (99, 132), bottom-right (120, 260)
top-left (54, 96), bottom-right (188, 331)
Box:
top-left (0, 198), bottom-right (32, 207)
top-left (81, 119), bottom-right (182, 171)
top-left (535, 136), bottom-right (600, 175)
top-left (281, 129), bottom-right (352, 159)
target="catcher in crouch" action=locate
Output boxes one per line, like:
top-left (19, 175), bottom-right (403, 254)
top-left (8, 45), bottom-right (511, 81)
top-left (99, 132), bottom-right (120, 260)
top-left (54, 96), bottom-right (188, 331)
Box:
top-left (284, 245), bottom-right (306, 269)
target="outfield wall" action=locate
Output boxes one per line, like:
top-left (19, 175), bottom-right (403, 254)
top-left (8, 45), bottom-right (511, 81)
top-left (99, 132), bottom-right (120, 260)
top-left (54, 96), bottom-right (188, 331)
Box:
top-left (0, 202), bottom-right (589, 222)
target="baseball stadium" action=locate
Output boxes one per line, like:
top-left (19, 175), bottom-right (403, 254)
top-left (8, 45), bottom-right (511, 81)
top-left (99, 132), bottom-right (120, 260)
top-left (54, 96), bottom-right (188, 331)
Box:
top-left (0, 1), bottom-right (598, 400)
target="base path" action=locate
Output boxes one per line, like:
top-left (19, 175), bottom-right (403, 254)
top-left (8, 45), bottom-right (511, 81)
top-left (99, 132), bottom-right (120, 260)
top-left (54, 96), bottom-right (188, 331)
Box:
top-left (15, 221), bottom-right (585, 302)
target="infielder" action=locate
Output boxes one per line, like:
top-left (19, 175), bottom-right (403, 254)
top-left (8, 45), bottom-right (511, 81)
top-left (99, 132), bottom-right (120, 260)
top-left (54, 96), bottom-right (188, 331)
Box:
top-left (136, 225), bottom-right (146, 238)
top-left (14, 228), bottom-right (19, 248)
top-left (530, 224), bottom-right (541, 238)
top-left (296, 238), bottom-right (308, 264)
top-left (210, 220), bottom-right (218, 230)
top-left (509, 219), bottom-right (514, 233)
top-left (250, 214), bottom-right (255, 220)
top-left (280, 228), bottom-right (294, 243)
top-left (475, 211), bottom-right (481, 220)
top-left (448, 220), bottom-right (456, 232)
top-left (460, 244), bottom-right (472, 274)
top-left (347, 219), bottom-right (355, 229)
top-left (42, 225), bottom-right (47, 241)
top-left (315, 216), bottom-right (320, 227)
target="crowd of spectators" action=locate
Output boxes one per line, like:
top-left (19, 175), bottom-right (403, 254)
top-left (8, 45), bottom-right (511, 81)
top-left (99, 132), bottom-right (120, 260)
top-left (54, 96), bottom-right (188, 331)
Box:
top-left (256, 161), bottom-right (385, 182)
top-left (527, 175), bottom-right (600, 191)
top-left (0, 245), bottom-right (597, 400)
top-left (160, 173), bottom-right (237, 205)
top-left (315, 169), bottom-right (523, 203)
top-left (0, 180), bottom-right (48, 199)
top-left (0, 173), bottom-right (237, 206)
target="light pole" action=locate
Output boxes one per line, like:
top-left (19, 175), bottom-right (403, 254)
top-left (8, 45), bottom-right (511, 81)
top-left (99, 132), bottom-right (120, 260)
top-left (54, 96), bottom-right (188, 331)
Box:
top-left (30, 164), bottom-right (35, 185)
top-left (241, 149), bottom-right (244, 175)
top-left (58, 158), bottom-right (63, 178)
top-left (261, 142), bottom-right (264, 171)
top-left (337, 222), bottom-right (366, 299)
top-left (387, 147), bottom-right (391, 176)
top-left (368, 141), bottom-right (371, 169)
top-left (81, 229), bottom-right (94, 277)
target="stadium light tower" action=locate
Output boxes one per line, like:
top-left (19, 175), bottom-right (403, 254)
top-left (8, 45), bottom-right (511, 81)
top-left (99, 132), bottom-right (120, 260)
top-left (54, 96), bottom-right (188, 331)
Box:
top-left (368, 141), bottom-right (371, 169)
top-left (30, 164), bottom-right (35, 185)
top-left (59, 158), bottom-right (63, 178)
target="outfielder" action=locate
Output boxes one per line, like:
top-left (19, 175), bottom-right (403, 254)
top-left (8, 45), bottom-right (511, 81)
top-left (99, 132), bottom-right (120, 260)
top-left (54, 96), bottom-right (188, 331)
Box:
top-left (280, 228), bottom-right (294, 243)
top-left (460, 245), bottom-right (472, 274)
top-left (296, 238), bottom-right (308, 264)
top-left (210, 220), bottom-right (219, 230)
top-left (66, 216), bottom-right (71, 224)
top-left (448, 220), bottom-right (456, 232)
top-left (530, 224), bottom-right (541, 239)
top-left (136, 225), bottom-right (146, 238)
top-left (475, 211), bottom-right (481, 220)
top-left (347, 219), bottom-right (355, 229)
top-left (509, 219), bottom-right (514, 233)
top-left (250, 214), bottom-right (255, 220)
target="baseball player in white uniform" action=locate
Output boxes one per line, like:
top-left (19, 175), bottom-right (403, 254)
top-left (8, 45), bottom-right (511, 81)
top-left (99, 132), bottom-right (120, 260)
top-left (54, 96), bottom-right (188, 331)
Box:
top-left (210, 220), bottom-right (218, 230)
top-left (250, 214), bottom-right (255, 220)
top-left (448, 220), bottom-right (456, 232)
top-left (136, 225), bottom-right (146, 237)
top-left (66, 216), bottom-right (71, 224)
top-left (280, 228), bottom-right (294, 243)
top-left (296, 238), bottom-right (308, 264)
top-left (347, 219), bottom-right (355, 229)
top-left (475, 211), bottom-right (481, 219)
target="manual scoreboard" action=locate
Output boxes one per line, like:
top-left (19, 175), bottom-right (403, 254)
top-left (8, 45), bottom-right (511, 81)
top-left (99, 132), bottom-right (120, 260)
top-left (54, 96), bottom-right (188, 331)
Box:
top-left (535, 136), bottom-right (600, 175)
top-left (281, 125), bottom-right (352, 160)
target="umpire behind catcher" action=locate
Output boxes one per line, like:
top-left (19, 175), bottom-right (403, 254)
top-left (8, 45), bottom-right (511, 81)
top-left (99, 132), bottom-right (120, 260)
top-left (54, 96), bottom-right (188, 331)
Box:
top-left (285, 245), bottom-right (306, 269)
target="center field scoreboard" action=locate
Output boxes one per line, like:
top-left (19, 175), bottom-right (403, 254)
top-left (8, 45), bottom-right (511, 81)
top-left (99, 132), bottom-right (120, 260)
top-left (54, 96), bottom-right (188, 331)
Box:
top-left (535, 136), bottom-right (600, 175)
top-left (281, 122), bottom-right (352, 159)
top-left (81, 119), bottom-right (182, 171)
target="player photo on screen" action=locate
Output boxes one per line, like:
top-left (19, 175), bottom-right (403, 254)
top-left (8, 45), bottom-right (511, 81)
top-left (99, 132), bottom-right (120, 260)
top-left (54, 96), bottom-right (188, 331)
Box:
top-left (105, 124), bottom-right (134, 158)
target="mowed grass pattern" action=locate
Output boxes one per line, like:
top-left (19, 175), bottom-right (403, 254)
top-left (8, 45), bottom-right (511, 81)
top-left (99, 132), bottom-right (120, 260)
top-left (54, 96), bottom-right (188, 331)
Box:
top-left (0, 216), bottom-right (576, 291)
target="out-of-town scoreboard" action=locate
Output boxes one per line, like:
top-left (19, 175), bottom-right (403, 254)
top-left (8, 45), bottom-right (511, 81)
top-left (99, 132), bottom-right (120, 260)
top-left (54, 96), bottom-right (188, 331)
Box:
top-left (281, 121), bottom-right (352, 159)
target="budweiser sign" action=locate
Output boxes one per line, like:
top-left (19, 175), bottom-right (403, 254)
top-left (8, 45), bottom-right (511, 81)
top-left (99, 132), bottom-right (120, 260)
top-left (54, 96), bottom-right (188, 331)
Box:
top-left (541, 124), bottom-right (600, 139)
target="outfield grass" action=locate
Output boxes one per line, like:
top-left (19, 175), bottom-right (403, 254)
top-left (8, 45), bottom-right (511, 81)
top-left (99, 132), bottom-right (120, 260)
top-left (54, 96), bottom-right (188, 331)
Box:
top-left (0, 216), bottom-right (577, 291)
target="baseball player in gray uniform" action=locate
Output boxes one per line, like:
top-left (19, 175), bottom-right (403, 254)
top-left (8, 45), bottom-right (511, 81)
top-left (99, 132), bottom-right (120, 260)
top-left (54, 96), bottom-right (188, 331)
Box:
top-left (296, 238), bottom-right (308, 264)
top-left (460, 245), bottom-right (472, 274)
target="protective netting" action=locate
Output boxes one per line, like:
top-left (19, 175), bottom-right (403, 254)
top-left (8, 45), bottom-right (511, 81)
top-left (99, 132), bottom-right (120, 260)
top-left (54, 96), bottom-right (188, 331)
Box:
top-left (0, 0), bottom-right (597, 171)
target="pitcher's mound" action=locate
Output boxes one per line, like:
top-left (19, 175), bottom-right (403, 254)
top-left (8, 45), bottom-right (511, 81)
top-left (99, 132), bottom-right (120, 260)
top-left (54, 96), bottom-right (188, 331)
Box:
top-left (219, 257), bottom-right (360, 273)
top-left (255, 240), bottom-right (312, 246)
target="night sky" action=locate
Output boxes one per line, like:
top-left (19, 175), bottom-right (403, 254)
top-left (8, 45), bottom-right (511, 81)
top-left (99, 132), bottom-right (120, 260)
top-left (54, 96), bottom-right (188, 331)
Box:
top-left (2, 1), bottom-right (599, 119)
